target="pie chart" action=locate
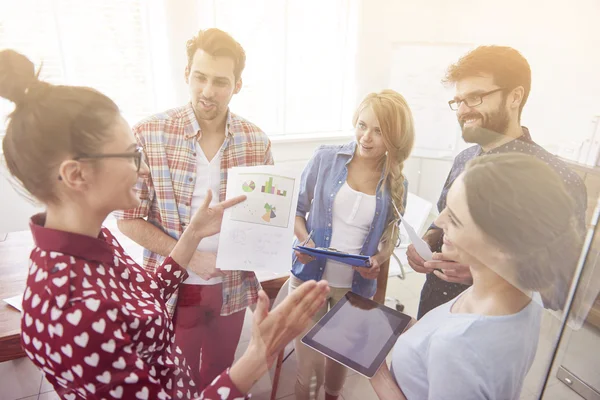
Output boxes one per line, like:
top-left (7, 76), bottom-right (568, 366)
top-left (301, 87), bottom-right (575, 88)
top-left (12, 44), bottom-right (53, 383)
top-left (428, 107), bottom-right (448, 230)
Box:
top-left (242, 181), bottom-right (256, 192)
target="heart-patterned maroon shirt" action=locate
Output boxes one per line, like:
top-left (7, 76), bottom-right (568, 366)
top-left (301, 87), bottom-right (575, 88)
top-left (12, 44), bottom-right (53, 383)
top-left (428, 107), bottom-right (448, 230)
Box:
top-left (21, 214), bottom-right (249, 400)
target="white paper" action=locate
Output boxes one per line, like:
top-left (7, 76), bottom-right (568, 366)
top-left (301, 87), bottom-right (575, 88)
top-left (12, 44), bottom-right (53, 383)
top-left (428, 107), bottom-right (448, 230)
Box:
top-left (400, 216), bottom-right (433, 261)
top-left (398, 193), bottom-right (433, 248)
top-left (216, 166), bottom-right (301, 272)
top-left (3, 294), bottom-right (23, 312)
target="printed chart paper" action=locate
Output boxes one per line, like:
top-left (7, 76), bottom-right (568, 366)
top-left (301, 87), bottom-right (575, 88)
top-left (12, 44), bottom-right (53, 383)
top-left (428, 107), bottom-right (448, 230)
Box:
top-left (217, 166), bottom-right (300, 272)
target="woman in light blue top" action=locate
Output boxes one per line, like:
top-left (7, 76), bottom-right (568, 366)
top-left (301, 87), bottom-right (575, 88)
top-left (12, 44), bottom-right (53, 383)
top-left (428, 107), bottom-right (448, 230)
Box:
top-left (371, 153), bottom-right (582, 400)
top-left (290, 90), bottom-right (415, 400)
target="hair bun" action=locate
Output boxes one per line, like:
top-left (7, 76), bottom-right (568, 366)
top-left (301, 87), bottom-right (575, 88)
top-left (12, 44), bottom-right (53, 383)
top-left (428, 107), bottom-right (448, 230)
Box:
top-left (0, 50), bottom-right (38, 104)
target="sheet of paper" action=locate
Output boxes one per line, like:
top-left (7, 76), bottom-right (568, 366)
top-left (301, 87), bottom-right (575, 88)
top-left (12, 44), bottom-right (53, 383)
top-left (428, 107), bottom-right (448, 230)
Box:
top-left (3, 294), bottom-right (23, 312)
top-left (400, 216), bottom-right (433, 261)
top-left (217, 165), bottom-right (301, 272)
top-left (398, 193), bottom-right (433, 248)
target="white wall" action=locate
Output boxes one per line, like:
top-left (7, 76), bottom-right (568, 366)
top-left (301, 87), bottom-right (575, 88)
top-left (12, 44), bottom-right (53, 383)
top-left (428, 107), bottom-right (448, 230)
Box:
top-left (356, 0), bottom-right (600, 151)
top-left (0, 159), bottom-right (43, 234)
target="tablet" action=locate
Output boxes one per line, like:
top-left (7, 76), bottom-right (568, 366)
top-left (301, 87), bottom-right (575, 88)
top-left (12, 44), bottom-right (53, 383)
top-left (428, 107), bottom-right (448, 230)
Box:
top-left (301, 292), bottom-right (412, 379)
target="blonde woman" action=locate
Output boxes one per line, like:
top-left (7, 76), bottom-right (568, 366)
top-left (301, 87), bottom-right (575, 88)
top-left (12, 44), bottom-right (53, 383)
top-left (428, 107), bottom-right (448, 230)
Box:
top-left (290, 90), bottom-right (415, 400)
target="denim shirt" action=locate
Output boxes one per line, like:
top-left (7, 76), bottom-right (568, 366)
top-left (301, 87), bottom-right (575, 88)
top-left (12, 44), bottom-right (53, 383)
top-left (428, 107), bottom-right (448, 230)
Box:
top-left (291, 142), bottom-right (408, 298)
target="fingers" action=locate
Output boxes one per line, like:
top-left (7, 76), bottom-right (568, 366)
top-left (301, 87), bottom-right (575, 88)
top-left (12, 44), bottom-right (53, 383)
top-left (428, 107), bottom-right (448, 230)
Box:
top-left (201, 189), bottom-right (213, 209)
top-left (433, 269), bottom-right (472, 285)
top-left (406, 245), bottom-right (425, 265)
top-left (209, 268), bottom-right (225, 278)
top-left (296, 254), bottom-right (314, 264)
top-left (407, 259), bottom-right (428, 274)
top-left (295, 281), bottom-right (329, 326)
top-left (353, 266), bottom-right (379, 279)
top-left (433, 270), bottom-right (457, 283)
top-left (219, 195), bottom-right (247, 209)
top-left (423, 260), bottom-right (452, 269)
top-left (425, 260), bottom-right (466, 271)
top-left (253, 290), bottom-right (270, 325)
top-left (286, 280), bottom-right (328, 324)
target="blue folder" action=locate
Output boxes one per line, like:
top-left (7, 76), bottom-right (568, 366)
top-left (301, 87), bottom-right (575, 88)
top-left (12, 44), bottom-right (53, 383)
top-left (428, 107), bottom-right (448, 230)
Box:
top-left (293, 246), bottom-right (371, 267)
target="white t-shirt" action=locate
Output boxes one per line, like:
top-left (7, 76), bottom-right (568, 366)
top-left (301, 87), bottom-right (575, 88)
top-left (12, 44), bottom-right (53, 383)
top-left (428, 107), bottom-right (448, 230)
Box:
top-left (322, 182), bottom-right (376, 288)
top-left (183, 141), bottom-right (223, 285)
top-left (391, 289), bottom-right (542, 400)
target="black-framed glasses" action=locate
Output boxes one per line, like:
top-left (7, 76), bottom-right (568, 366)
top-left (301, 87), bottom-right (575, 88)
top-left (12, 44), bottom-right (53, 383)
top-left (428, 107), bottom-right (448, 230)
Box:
top-left (74, 146), bottom-right (145, 172)
top-left (448, 88), bottom-right (505, 111)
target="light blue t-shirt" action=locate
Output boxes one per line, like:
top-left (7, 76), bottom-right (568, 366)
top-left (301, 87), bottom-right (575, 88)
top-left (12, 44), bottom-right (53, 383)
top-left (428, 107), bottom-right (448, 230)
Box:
top-left (391, 289), bottom-right (542, 400)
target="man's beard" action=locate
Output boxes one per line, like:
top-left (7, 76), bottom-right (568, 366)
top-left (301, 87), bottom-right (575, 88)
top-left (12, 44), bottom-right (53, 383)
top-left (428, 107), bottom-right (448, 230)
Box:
top-left (460, 107), bottom-right (510, 147)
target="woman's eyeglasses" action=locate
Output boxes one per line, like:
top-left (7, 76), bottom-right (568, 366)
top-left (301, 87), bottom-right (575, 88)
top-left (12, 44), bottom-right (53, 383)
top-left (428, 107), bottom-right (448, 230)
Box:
top-left (58, 146), bottom-right (145, 180)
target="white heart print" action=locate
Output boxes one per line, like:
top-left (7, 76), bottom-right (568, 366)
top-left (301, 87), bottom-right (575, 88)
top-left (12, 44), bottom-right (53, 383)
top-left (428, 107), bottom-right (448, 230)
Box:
top-left (74, 332), bottom-right (89, 347)
top-left (50, 307), bottom-right (62, 321)
top-left (101, 339), bottom-right (116, 353)
top-left (96, 371), bottom-right (111, 384)
top-left (31, 294), bottom-right (41, 309)
top-left (136, 387), bottom-right (149, 400)
top-left (84, 383), bottom-right (96, 394)
top-left (49, 323), bottom-right (64, 338)
top-left (35, 319), bottom-right (45, 333)
top-left (84, 352), bottom-right (100, 367)
top-left (52, 276), bottom-right (68, 287)
top-left (107, 308), bottom-right (118, 322)
top-left (61, 370), bottom-right (74, 382)
top-left (34, 269), bottom-right (47, 283)
top-left (61, 344), bottom-right (73, 357)
top-left (56, 294), bottom-right (67, 308)
top-left (48, 351), bottom-right (62, 364)
top-left (92, 318), bottom-right (106, 334)
top-left (72, 364), bottom-right (84, 377)
top-left (217, 386), bottom-right (231, 399)
top-left (110, 386), bottom-right (124, 399)
top-left (85, 298), bottom-right (101, 312)
top-left (112, 356), bottom-right (126, 369)
top-left (66, 309), bottom-right (82, 326)
top-left (125, 372), bottom-right (139, 384)
top-left (34, 353), bottom-right (46, 365)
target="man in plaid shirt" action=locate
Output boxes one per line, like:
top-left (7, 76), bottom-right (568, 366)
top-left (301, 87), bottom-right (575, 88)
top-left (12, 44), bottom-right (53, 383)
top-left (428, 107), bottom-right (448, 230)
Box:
top-left (114, 28), bottom-right (273, 391)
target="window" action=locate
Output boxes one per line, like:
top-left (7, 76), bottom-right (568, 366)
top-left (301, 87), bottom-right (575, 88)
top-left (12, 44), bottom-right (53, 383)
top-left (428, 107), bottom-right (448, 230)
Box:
top-left (197, 0), bottom-right (358, 136)
top-left (0, 0), bottom-right (156, 132)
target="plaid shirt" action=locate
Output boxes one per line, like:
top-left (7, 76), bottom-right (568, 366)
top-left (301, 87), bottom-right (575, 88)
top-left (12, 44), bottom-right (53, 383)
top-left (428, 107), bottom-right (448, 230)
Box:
top-left (114, 103), bottom-right (274, 316)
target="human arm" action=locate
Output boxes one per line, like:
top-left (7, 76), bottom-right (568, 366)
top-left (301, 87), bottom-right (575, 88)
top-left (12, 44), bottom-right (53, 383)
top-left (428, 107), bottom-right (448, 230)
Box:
top-left (370, 363), bottom-right (408, 400)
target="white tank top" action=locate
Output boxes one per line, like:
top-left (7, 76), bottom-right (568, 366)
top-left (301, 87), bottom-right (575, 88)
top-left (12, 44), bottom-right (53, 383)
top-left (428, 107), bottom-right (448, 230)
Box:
top-left (322, 182), bottom-right (376, 288)
top-left (184, 141), bottom-right (223, 285)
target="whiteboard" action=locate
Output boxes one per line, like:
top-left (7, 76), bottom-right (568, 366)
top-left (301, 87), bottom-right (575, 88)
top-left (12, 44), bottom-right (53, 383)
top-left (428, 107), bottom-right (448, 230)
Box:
top-left (390, 42), bottom-right (475, 155)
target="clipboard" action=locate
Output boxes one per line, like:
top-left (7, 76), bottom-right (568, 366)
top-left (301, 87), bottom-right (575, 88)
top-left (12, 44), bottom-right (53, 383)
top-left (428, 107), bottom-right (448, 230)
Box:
top-left (293, 246), bottom-right (371, 267)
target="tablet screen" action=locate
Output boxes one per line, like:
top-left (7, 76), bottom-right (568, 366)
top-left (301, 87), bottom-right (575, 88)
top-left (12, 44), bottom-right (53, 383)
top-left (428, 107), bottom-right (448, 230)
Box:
top-left (301, 292), bottom-right (412, 378)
